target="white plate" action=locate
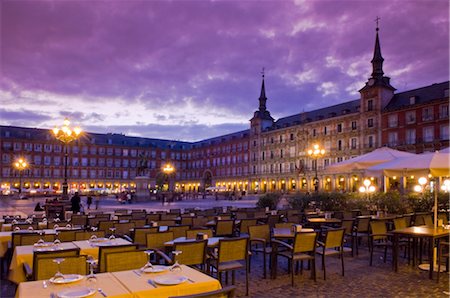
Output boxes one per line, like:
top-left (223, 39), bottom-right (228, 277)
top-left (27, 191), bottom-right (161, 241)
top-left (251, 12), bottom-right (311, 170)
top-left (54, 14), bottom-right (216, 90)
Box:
top-left (50, 274), bottom-right (84, 284)
top-left (143, 265), bottom-right (168, 273)
top-left (153, 275), bottom-right (188, 285)
top-left (33, 242), bottom-right (54, 247)
top-left (57, 287), bottom-right (95, 298)
top-left (89, 237), bottom-right (109, 243)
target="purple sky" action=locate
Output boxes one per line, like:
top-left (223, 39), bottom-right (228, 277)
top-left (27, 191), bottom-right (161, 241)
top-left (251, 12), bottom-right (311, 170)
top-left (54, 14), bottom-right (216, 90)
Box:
top-left (1, 0), bottom-right (448, 142)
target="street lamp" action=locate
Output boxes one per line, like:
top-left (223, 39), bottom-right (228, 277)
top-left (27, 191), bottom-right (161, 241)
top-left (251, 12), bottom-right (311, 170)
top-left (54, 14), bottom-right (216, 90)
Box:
top-left (359, 179), bottom-right (376, 196)
top-left (14, 158), bottom-right (28, 195)
top-left (307, 144), bottom-right (325, 192)
top-left (52, 118), bottom-right (82, 198)
top-left (162, 163), bottom-right (175, 191)
top-left (441, 179), bottom-right (450, 192)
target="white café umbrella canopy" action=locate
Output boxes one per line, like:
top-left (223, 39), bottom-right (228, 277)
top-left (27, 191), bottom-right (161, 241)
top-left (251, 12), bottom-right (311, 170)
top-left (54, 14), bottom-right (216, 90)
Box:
top-left (326, 147), bottom-right (415, 173)
top-left (367, 150), bottom-right (450, 177)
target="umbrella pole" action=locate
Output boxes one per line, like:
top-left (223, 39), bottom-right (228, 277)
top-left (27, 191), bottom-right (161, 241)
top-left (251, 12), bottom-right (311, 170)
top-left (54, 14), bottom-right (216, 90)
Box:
top-left (418, 179), bottom-right (443, 273)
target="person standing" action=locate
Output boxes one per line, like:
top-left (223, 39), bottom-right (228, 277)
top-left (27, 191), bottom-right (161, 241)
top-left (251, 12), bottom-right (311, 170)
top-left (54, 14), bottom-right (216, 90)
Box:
top-left (71, 192), bottom-right (81, 214)
top-left (87, 196), bottom-right (93, 210)
top-left (95, 195), bottom-right (100, 210)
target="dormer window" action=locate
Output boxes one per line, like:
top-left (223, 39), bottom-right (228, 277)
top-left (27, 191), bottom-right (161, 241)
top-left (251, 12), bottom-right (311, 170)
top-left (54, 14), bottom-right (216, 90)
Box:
top-left (409, 96), bottom-right (416, 105)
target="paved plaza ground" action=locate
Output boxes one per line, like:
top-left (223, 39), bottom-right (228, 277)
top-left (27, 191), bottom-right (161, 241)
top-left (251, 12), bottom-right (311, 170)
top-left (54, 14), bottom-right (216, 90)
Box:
top-left (0, 195), bottom-right (449, 297)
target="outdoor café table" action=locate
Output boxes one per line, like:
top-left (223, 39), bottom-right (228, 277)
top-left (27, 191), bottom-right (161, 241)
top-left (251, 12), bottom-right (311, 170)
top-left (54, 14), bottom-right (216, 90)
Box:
top-left (307, 217), bottom-right (341, 230)
top-left (73, 238), bottom-right (132, 259)
top-left (164, 237), bottom-right (224, 248)
top-left (270, 227), bottom-right (315, 279)
top-left (0, 231), bottom-right (12, 258)
top-left (16, 272), bottom-right (132, 298)
top-left (9, 242), bottom-right (78, 284)
top-left (112, 265), bottom-right (221, 298)
top-left (392, 225), bottom-right (449, 279)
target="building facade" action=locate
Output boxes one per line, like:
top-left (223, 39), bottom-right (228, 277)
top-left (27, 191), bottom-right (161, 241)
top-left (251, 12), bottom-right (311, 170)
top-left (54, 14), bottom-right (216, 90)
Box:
top-left (0, 27), bottom-right (448, 194)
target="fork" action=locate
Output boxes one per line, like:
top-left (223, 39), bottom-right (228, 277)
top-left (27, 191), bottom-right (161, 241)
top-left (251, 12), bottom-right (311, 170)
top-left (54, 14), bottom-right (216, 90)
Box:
top-left (98, 288), bottom-right (107, 297)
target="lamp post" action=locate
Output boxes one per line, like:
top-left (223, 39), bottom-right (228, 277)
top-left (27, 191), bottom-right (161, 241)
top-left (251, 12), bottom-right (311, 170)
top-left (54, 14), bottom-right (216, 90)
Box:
top-left (52, 118), bottom-right (82, 198)
top-left (359, 179), bottom-right (376, 199)
top-left (162, 163), bottom-right (175, 192)
top-left (307, 144), bottom-right (325, 192)
top-left (14, 158), bottom-right (28, 195)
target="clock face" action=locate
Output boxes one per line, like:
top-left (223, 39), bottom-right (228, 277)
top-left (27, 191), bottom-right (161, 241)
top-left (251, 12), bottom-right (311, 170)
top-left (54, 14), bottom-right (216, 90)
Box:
top-left (368, 79), bottom-right (375, 86)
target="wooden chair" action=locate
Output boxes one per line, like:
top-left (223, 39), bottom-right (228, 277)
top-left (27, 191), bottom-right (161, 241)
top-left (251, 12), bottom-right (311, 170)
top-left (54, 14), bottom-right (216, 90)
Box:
top-left (33, 255), bottom-right (87, 281)
top-left (104, 250), bottom-right (148, 272)
top-left (132, 219), bottom-right (146, 228)
top-left (98, 220), bottom-right (118, 234)
top-left (248, 224), bottom-right (272, 279)
top-left (70, 214), bottom-right (88, 227)
top-left (159, 240), bottom-right (208, 270)
top-left (57, 229), bottom-right (82, 242)
top-left (75, 231), bottom-right (106, 241)
top-left (208, 238), bottom-right (249, 296)
top-left (192, 217), bottom-right (208, 229)
top-left (215, 220), bottom-right (235, 237)
top-left (133, 227), bottom-right (158, 247)
top-left (186, 229), bottom-right (214, 239)
top-left (12, 222), bottom-right (38, 231)
top-left (237, 219), bottom-right (257, 237)
top-left (341, 219), bottom-right (355, 257)
top-left (369, 221), bottom-right (394, 266)
top-left (168, 286), bottom-right (236, 298)
top-left (20, 234), bottom-right (55, 246)
top-left (98, 244), bottom-right (138, 272)
top-left (273, 231), bottom-right (318, 286)
top-left (437, 241), bottom-right (449, 282)
top-left (145, 213), bottom-right (161, 224)
top-left (146, 231), bottom-right (174, 262)
top-left (168, 225), bottom-right (191, 239)
top-left (114, 222), bottom-right (135, 237)
top-left (23, 247), bottom-right (81, 281)
top-left (316, 228), bottom-right (347, 280)
top-left (274, 222), bottom-right (296, 229)
top-left (354, 217), bottom-right (370, 255)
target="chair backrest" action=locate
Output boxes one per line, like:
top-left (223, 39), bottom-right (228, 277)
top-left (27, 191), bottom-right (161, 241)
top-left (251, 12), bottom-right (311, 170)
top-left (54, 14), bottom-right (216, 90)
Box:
top-left (248, 224), bottom-right (270, 242)
top-left (181, 217), bottom-right (194, 227)
top-left (192, 217), bottom-right (208, 228)
top-left (114, 222), bottom-right (136, 237)
top-left (75, 230), bottom-right (106, 241)
top-left (186, 229), bottom-right (213, 239)
top-left (168, 225), bottom-right (191, 239)
top-left (133, 227), bottom-right (158, 246)
top-left (267, 215), bottom-right (280, 228)
top-left (146, 214), bottom-right (161, 223)
top-left (393, 217), bottom-right (407, 230)
top-left (98, 244), bottom-right (137, 272)
top-left (32, 248), bottom-right (80, 280)
top-left (98, 220), bottom-right (118, 233)
top-left (35, 255), bottom-right (87, 281)
top-left (274, 222), bottom-right (296, 229)
top-left (438, 213), bottom-right (449, 225)
top-left (104, 250), bottom-right (147, 272)
top-left (287, 215), bottom-right (301, 224)
top-left (13, 222), bottom-right (38, 231)
top-left (161, 213), bottom-right (178, 221)
top-left (12, 232), bottom-right (39, 249)
top-left (239, 219), bottom-right (258, 235)
top-left (341, 219), bottom-right (354, 235)
top-left (58, 230), bottom-right (82, 242)
top-left (168, 286), bottom-right (236, 298)
top-left (293, 232), bottom-right (318, 253)
top-left (356, 217), bottom-right (370, 232)
top-left (131, 211), bottom-right (147, 219)
top-left (173, 240), bottom-right (207, 266)
top-left (20, 234), bottom-right (55, 246)
top-left (117, 215), bottom-right (132, 221)
top-left (402, 214), bottom-right (413, 226)
top-left (215, 220), bottom-right (234, 237)
top-left (132, 219), bottom-right (147, 228)
top-left (158, 220), bottom-right (177, 227)
top-left (218, 238), bottom-right (248, 263)
top-left (423, 214), bottom-right (433, 226)
top-left (324, 228), bottom-right (345, 249)
top-left (146, 231), bottom-right (174, 250)
top-left (370, 221), bottom-right (388, 240)
top-left (47, 221), bottom-right (69, 229)
top-left (114, 209), bottom-right (128, 215)
top-left (235, 212), bottom-right (248, 220)
top-left (71, 215), bottom-right (88, 227)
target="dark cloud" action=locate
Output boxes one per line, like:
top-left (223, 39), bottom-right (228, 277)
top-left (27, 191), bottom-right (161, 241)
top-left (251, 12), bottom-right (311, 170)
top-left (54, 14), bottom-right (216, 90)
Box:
top-left (1, 0), bottom-right (448, 140)
top-left (0, 108), bottom-right (52, 126)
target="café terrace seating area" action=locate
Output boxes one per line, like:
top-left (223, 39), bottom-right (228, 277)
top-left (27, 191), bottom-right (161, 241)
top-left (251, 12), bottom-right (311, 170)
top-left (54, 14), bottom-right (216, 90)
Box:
top-left (0, 205), bottom-right (449, 297)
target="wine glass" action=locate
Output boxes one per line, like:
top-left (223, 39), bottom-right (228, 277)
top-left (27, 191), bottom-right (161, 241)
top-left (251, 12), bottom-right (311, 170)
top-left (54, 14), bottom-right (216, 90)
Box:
top-left (108, 227), bottom-right (116, 240)
top-left (53, 232), bottom-right (61, 247)
top-left (85, 256), bottom-right (97, 290)
top-left (170, 250), bottom-right (183, 273)
top-left (52, 258), bottom-right (65, 282)
top-left (140, 250), bottom-right (154, 272)
top-left (55, 213), bottom-right (60, 222)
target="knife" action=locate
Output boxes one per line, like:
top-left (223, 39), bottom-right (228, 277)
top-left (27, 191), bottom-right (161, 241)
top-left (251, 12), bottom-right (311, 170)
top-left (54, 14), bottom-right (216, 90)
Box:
top-left (147, 279), bottom-right (157, 288)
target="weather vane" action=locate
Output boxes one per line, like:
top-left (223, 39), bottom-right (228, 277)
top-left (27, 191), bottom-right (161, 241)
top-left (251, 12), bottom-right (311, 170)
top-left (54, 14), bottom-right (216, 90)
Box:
top-left (375, 16), bottom-right (380, 31)
top-left (261, 67), bottom-right (265, 78)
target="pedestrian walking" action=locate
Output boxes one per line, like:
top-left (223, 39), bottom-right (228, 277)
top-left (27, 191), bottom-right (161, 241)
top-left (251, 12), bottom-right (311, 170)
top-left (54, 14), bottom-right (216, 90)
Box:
top-left (87, 196), bottom-right (93, 209)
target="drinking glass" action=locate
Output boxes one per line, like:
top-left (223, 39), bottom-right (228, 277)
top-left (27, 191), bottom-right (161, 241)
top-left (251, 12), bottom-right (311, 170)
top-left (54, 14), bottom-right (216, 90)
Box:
top-left (52, 258), bottom-right (65, 281)
top-left (170, 250), bottom-right (183, 273)
top-left (108, 227), bottom-right (116, 240)
top-left (85, 256), bottom-right (97, 290)
top-left (141, 250), bottom-right (154, 272)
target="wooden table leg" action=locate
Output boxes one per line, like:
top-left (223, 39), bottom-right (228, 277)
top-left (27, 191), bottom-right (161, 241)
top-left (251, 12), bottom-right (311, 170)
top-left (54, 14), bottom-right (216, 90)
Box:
top-left (394, 233), bottom-right (398, 272)
top-left (428, 236), bottom-right (434, 279)
top-left (271, 242), bottom-right (278, 279)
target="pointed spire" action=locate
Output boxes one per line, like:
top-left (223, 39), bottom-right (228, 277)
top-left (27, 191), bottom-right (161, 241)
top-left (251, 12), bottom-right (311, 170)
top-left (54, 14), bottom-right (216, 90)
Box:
top-left (371, 17), bottom-right (384, 78)
top-left (259, 67), bottom-right (267, 112)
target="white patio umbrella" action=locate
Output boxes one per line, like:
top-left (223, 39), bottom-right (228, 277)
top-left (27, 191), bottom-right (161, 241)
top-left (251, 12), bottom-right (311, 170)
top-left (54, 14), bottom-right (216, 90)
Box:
top-left (326, 147), bottom-right (415, 173)
top-left (367, 151), bottom-right (450, 178)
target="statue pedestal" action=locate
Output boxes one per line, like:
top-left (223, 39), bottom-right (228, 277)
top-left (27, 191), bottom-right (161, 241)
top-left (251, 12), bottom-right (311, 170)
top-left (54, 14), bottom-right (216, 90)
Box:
top-left (134, 176), bottom-right (153, 202)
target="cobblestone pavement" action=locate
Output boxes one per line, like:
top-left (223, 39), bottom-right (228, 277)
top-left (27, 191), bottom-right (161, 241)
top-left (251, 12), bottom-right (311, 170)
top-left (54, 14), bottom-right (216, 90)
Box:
top-left (1, 196), bottom-right (449, 297)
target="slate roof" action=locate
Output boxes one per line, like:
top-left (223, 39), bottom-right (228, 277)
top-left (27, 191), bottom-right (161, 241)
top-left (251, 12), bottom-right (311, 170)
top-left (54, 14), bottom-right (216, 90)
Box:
top-left (384, 81), bottom-right (449, 111)
top-left (272, 99), bottom-right (360, 129)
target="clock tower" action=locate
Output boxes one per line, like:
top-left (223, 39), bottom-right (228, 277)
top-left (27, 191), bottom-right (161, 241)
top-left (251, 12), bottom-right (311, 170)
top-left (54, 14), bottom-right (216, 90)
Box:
top-left (359, 19), bottom-right (396, 152)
